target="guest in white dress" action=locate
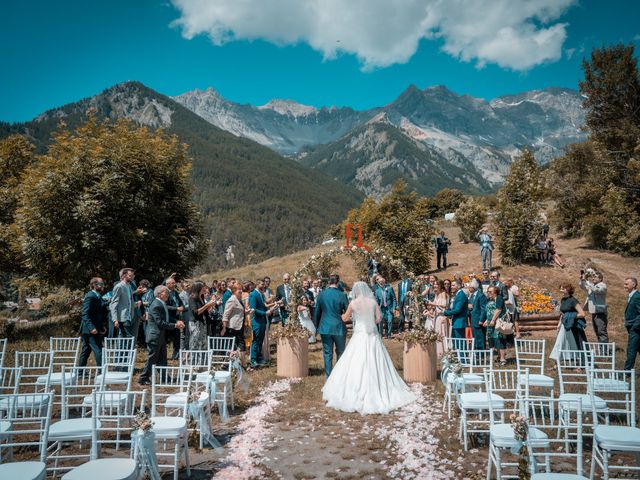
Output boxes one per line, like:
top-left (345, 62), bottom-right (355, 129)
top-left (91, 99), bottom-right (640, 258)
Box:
top-left (322, 282), bottom-right (417, 415)
top-left (297, 296), bottom-right (317, 343)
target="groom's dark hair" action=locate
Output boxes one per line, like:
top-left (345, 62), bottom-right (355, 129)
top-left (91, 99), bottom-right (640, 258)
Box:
top-left (328, 274), bottom-right (339, 285)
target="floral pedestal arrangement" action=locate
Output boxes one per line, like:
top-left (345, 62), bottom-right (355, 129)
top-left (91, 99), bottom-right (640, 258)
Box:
top-left (274, 323), bottom-right (309, 378)
top-left (397, 327), bottom-right (440, 383)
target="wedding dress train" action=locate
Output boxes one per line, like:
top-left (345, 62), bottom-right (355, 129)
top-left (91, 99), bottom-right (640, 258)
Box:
top-left (322, 282), bottom-right (417, 415)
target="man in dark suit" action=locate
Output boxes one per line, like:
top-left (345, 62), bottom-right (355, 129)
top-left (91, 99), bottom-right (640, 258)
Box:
top-left (315, 275), bottom-right (349, 377)
top-left (139, 286), bottom-right (185, 385)
top-left (276, 273), bottom-right (292, 325)
top-left (250, 279), bottom-right (274, 368)
top-left (397, 277), bottom-right (413, 332)
top-left (623, 277), bottom-right (640, 370)
top-left (444, 279), bottom-right (469, 340)
top-left (79, 277), bottom-right (107, 367)
top-left (374, 276), bottom-right (397, 338)
top-left (164, 276), bottom-right (185, 360)
top-left (468, 279), bottom-right (488, 349)
top-left (435, 231), bottom-right (452, 270)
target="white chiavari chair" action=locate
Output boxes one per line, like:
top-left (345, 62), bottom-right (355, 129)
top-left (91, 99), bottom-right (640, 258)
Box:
top-left (2, 352), bottom-right (53, 412)
top-left (557, 349), bottom-right (607, 435)
top-left (208, 336), bottom-right (236, 417)
top-left (0, 391), bottom-right (54, 480)
top-left (47, 337), bottom-right (81, 386)
top-left (584, 342), bottom-right (616, 370)
top-left (103, 337), bottom-right (135, 352)
top-left (179, 350), bottom-right (214, 449)
top-left (515, 339), bottom-right (554, 409)
top-left (442, 337), bottom-right (475, 418)
top-left (96, 346), bottom-right (136, 390)
top-left (61, 389), bottom-right (147, 480)
top-left (0, 339), bottom-right (7, 369)
top-left (151, 366), bottom-right (191, 480)
top-left (46, 366), bottom-right (104, 475)
top-left (588, 369), bottom-right (639, 480)
top-left (525, 396), bottom-right (586, 479)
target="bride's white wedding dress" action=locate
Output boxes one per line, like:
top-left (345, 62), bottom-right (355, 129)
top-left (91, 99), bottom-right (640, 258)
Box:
top-left (322, 282), bottom-right (417, 415)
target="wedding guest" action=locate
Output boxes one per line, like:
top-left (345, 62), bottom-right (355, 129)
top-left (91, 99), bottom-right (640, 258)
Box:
top-left (165, 276), bottom-right (185, 360)
top-left (424, 280), bottom-right (449, 356)
top-left (623, 277), bottom-right (640, 370)
top-left (249, 279), bottom-right (275, 368)
top-left (487, 285), bottom-right (512, 366)
top-left (556, 283), bottom-right (587, 351)
top-left (374, 276), bottom-right (396, 338)
top-left (367, 257), bottom-right (379, 284)
top-left (443, 279), bottom-right (468, 340)
top-left (297, 295), bottom-right (317, 344)
top-left (489, 271), bottom-right (509, 301)
top-left (397, 276), bottom-right (413, 331)
top-left (435, 231), bottom-right (452, 270)
top-left (263, 276), bottom-right (274, 301)
top-left (309, 279), bottom-right (322, 326)
top-left (79, 277), bottom-right (107, 367)
top-left (481, 270), bottom-right (491, 290)
top-left (468, 279), bottom-right (488, 350)
top-left (504, 278), bottom-right (521, 338)
top-left (221, 284), bottom-right (247, 365)
top-left (579, 270), bottom-right (609, 343)
top-left (222, 278), bottom-right (235, 309)
top-left (188, 280), bottom-right (215, 350)
top-left (536, 235), bottom-right (547, 264)
top-left (276, 273), bottom-right (292, 325)
top-left (179, 279), bottom-right (192, 350)
top-left (547, 238), bottom-right (565, 267)
top-left (478, 227), bottom-right (494, 271)
top-left (443, 279), bottom-right (452, 298)
top-left (110, 267), bottom-right (135, 338)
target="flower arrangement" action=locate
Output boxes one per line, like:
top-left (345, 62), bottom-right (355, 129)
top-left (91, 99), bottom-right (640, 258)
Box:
top-left (440, 350), bottom-right (463, 376)
top-left (132, 411), bottom-right (154, 433)
top-left (510, 413), bottom-right (531, 480)
top-left (271, 321), bottom-right (311, 340)
top-left (519, 281), bottom-right (556, 314)
top-left (396, 325), bottom-right (440, 348)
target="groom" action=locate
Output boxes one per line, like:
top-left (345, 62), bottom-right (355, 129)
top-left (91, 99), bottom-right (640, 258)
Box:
top-left (315, 274), bottom-right (349, 377)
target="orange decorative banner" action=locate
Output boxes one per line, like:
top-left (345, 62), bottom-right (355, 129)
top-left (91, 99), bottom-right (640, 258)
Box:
top-left (345, 224), bottom-right (370, 250)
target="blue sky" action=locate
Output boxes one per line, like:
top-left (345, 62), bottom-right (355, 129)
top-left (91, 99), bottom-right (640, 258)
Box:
top-left (1, 0), bottom-right (639, 122)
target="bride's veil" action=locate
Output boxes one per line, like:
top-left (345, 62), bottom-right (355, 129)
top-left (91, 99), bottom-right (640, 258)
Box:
top-left (350, 281), bottom-right (377, 333)
top-left (351, 281), bottom-right (374, 301)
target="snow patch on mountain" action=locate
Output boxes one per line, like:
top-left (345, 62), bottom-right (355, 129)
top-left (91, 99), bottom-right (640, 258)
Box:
top-left (258, 99), bottom-right (318, 117)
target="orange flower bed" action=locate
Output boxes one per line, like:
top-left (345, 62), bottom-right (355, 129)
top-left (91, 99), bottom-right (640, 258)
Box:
top-left (519, 282), bottom-right (555, 314)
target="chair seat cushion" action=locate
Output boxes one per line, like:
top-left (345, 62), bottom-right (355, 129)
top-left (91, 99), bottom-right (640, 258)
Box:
top-left (96, 372), bottom-right (131, 384)
top-left (0, 461), bottom-right (46, 480)
top-left (37, 372), bottom-right (76, 385)
top-left (61, 458), bottom-right (138, 480)
top-left (459, 392), bottom-right (504, 409)
top-left (82, 392), bottom-right (128, 407)
top-left (165, 391), bottom-right (209, 409)
top-left (490, 423), bottom-right (549, 449)
top-left (213, 371), bottom-right (231, 382)
top-left (0, 420), bottom-right (10, 434)
top-left (0, 394), bottom-right (50, 409)
top-left (519, 373), bottom-right (554, 388)
top-left (592, 378), bottom-right (629, 392)
top-left (195, 371), bottom-right (213, 383)
top-left (595, 425), bottom-right (640, 449)
top-left (49, 418), bottom-right (97, 440)
top-left (150, 416), bottom-right (187, 437)
top-left (532, 475), bottom-right (588, 480)
top-left (559, 393), bottom-right (607, 411)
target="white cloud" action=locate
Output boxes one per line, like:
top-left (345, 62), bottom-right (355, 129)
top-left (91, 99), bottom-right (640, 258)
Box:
top-left (170, 0), bottom-right (576, 71)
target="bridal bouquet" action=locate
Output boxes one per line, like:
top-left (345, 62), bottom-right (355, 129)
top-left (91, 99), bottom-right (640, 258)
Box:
top-left (395, 325), bottom-right (440, 347)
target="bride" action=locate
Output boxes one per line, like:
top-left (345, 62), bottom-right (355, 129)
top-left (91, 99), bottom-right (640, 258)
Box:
top-left (322, 281), bottom-right (417, 415)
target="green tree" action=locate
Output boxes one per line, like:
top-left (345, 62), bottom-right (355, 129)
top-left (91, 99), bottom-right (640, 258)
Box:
top-left (496, 150), bottom-right (544, 265)
top-left (0, 135), bottom-right (35, 274)
top-left (345, 180), bottom-right (433, 276)
top-left (433, 188), bottom-right (466, 217)
top-left (455, 197), bottom-right (488, 243)
top-left (16, 117), bottom-right (207, 288)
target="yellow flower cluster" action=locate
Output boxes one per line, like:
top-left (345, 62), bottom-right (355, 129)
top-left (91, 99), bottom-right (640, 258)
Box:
top-left (519, 282), bottom-right (555, 314)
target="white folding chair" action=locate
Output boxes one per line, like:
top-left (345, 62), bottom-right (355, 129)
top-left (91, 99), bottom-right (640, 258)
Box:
top-left (46, 366), bottom-right (104, 475)
top-left (525, 396), bottom-right (586, 479)
top-left (208, 336), bottom-right (236, 417)
top-left (588, 369), bottom-right (639, 480)
top-left (515, 339), bottom-right (554, 400)
top-left (48, 337), bottom-right (81, 385)
top-left (0, 391), bottom-right (54, 480)
top-left (442, 337), bottom-right (476, 418)
top-left (0, 339), bottom-right (7, 369)
top-left (97, 346), bottom-right (136, 390)
top-left (486, 369), bottom-right (550, 479)
top-left (557, 349), bottom-right (607, 435)
top-left (61, 389), bottom-right (147, 480)
top-left (151, 366), bottom-right (191, 480)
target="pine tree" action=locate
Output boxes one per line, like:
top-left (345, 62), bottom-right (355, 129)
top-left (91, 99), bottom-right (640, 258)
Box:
top-left (496, 150), bottom-right (544, 265)
top-left (454, 197), bottom-right (488, 243)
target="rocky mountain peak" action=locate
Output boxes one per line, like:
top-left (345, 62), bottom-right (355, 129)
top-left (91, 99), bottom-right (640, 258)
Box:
top-left (257, 99), bottom-right (318, 117)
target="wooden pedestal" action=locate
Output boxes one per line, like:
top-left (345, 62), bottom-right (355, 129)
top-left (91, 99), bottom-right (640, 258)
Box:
top-left (403, 341), bottom-right (437, 383)
top-left (276, 337), bottom-right (309, 378)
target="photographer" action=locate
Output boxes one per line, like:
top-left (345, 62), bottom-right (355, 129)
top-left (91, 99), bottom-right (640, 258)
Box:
top-left (579, 270), bottom-right (609, 343)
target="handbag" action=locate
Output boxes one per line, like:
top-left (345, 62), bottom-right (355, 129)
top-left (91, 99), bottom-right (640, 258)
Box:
top-left (495, 313), bottom-right (514, 335)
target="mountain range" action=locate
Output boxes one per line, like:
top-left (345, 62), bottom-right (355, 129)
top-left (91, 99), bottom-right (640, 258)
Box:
top-left (0, 80), bottom-right (587, 268)
top-left (0, 82), bottom-right (363, 270)
top-left (174, 84), bottom-right (587, 197)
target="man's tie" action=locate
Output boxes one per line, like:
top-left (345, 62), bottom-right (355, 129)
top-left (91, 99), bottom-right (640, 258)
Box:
top-left (382, 288), bottom-right (387, 308)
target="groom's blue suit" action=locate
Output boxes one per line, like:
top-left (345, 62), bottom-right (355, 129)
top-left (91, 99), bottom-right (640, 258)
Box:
top-left (315, 285), bottom-right (349, 377)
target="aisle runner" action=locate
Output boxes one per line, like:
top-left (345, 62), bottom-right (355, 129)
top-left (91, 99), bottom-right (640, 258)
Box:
top-left (212, 378), bottom-right (299, 480)
top-left (375, 384), bottom-right (468, 479)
